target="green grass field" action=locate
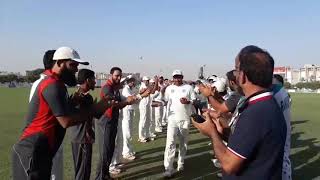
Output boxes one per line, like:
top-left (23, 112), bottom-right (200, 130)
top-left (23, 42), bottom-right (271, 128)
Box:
top-left (0, 88), bottom-right (319, 179)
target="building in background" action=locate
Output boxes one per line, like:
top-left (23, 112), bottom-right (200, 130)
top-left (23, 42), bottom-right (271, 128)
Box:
top-left (274, 64), bottom-right (320, 84)
top-left (299, 64), bottom-right (320, 82)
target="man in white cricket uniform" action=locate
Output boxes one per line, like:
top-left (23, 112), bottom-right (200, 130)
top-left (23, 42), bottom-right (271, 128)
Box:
top-left (149, 79), bottom-right (158, 138)
top-left (163, 70), bottom-right (196, 177)
top-left (272, 79), bottom-right (292, 180)
top-left (154, 76), bottom-right (166, 132)
top-left (138, 76), bottom-right (151, 142)
top-left (121, 76), bottom-right (137, 159)
top-left (162, 78), bottom-right (170, 126)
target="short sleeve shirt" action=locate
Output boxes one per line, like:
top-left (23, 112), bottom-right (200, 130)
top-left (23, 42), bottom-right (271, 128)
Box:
top-left (122, 85), bottom-right (135, 110)
top-left (164, 84), bottom-right (196, 121)
top-left (139, 82), bottom-right (151, 106)
top-left (224, 92), bottom-right (287, 180)
top-left (19, 70), bottom-right (69, 153)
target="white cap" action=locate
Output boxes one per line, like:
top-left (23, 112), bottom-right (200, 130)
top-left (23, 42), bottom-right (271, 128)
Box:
top-left (127, 75), bottom-right (134, 80)
top-left (53, 47), bottom-right (89, 65)
top-left (150, 79), bottom-right (155, 83)
top-left (142, 76), bottom-right (150, 81)
top-left (208, 75), bottom-right (218, 82)
top-left (172, 69), bottom-right (183, 76)
top-left (212, 79), bottom-right (226, 93)
top-left (120, 77), bottom-right (127, 83)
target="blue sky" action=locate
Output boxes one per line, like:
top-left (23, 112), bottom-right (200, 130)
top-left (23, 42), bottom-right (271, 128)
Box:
top-left (1, 0), bottom-right (319, 79)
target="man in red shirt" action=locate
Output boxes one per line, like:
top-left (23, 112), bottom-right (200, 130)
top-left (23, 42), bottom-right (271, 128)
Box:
top-left (95, 67), bottom-right (150, 179)
top-left (12, 47), bottom-right (111, 180)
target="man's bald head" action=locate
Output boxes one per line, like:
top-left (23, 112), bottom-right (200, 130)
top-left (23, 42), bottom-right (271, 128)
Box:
top-left (237, 45), bottom-right (274, 88)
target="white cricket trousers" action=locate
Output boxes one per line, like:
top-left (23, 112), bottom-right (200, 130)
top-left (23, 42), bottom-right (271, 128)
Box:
top-left (149, 106), bottom-right (156, 135)
top-left (139, 104), bottom-right (151, 140)
top-left (155, 106), bottom-right (163, 131)
top-left (162, 105), bottom-right (168, 125)
top-left (122, 109), bottom-right (135, 156)
top-left (164, 119), bottom-right (189, 171)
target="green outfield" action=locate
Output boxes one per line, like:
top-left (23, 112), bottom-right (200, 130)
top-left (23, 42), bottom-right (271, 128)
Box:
top-left (0, 88), bottom-right (319, 179)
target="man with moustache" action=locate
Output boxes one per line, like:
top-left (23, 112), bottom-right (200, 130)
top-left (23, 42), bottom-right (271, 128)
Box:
top-left (199, 70), bottom-right (242, 121)
top-left (121, 76), bottom-right (138, 160)
top-left (69, 69), bottom-right (97, 180)
top-left (28, 49), bottom-right (65, 180)
top-left (192, 45), bottom-right (287, 179)
top-left (95, 67), bottom-right (150, 180)
top-left (163, 70), bottom-right (196, 177)
top-left (12, 47), bottom-right (110, 180)
top-left (138, 76), bottom-right (152, 143)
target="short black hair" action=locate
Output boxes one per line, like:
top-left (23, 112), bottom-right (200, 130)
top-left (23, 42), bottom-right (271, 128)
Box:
top-left (43, 50), bottom-right (56, 70)
top-left (226, 70), bottom-right (236, 82)
top-left (273, 74), bottom-right (284, 85)
top-left (238, 45), bottom-right (274, 88)
top-left (77, 69), bottom-right (95, 84)
top-left (110, 67), bottom-right (122, 74)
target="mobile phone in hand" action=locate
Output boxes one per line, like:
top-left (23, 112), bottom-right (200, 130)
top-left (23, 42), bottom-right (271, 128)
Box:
top-left (190, 114), bottom-right (206, 123)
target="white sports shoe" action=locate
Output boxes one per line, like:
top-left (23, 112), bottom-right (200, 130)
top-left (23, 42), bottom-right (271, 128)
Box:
top-left (138, 138), bottom-right (148, 143)
top-left (163, 169), bottom-right (175, 178)
top-left (155, 128), bottom-right (163, 133)
top-left (211, 159), bottom-right (222, 168)
top-left (217, 172), bottom-right (223, 178)
top-left (109, 167), bottom-right (121, 175)
top-left (150, 133), bottom-right (157, 138)
top-left (123, 154), bottom-right (136, 161)
top-left (177, 165), bottom-right (184, 172)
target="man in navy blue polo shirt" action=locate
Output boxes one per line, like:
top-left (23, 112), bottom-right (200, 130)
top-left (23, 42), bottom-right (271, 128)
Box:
top-left (192, 45), bottom-right (287, 180)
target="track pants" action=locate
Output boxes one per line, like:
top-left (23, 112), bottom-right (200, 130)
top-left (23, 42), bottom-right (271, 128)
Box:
top-left (95, 116), bottom-right (118, 180)
top-left (71, 143), bottom-right (92, 180)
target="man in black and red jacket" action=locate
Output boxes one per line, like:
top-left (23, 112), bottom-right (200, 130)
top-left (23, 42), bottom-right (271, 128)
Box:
top-left (95, 67), bottom-right (150, 180)
top-left (12, 47), bottom-right (110, 180)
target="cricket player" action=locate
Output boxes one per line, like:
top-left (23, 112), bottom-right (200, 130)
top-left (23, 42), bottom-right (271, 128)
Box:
top-left (138, 76), bottom-right (153, 142)
top-left (272, 76), bottom-right (292, 180)
top-left (163, 70), bottom-right (196, 177)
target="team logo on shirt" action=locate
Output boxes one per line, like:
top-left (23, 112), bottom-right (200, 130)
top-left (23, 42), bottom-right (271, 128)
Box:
top-left (182, 89), bottom-right (186, 93)
top-left (171, 89), bottom-right (175, 93)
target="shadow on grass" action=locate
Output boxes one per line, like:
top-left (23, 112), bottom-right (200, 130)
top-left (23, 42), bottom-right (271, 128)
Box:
top-left (291, 120), bottom-right (309, 126)
top-left (291, 120), bottom-right (320, 180)
top-left (119, 145), bottom-right (217, 180)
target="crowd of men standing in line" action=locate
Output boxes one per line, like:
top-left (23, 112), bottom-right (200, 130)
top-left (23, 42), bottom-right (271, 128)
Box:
top-left (11, 45), bottom-right (292, 180)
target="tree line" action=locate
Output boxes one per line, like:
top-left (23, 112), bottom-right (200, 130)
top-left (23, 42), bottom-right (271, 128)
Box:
top-left (0, 68), bottom-right (44, 83)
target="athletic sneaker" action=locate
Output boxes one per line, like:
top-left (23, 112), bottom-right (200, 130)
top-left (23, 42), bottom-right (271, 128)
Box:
top-left (138, 138), bottom-right (148, 143)
top-left (211, 159), bottom-right (222, 168)
top-left (163, 169), bottom-right (175, 178)
top-left (150, 133), bottom-right (157, 138)
top-left (217, 172), bottom-right (222, 178)
top-left (177, 164), bottom-right (184, 172)
top-left (115, 163), bottom-right (125, 168)
top-left (109, 167), bottom-right (121, 175)
top-left (123, 154), bottom-right (136, 161)
top-left (155, 128), bottom-right (163, 133)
